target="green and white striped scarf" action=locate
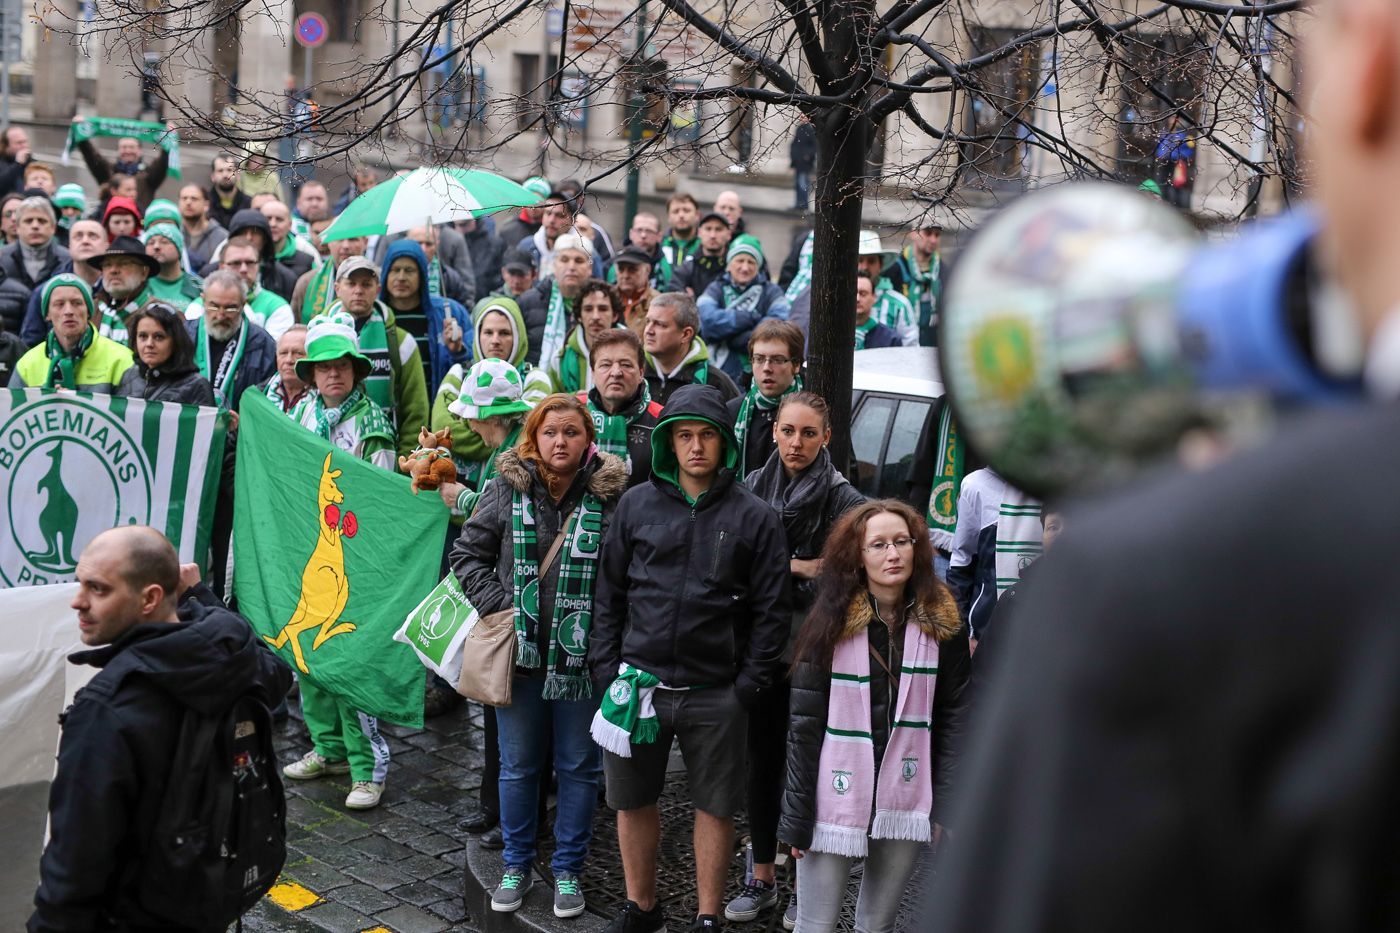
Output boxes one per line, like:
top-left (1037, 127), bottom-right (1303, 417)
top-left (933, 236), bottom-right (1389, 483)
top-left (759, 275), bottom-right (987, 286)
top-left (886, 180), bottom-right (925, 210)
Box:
top-left (427, 255), bottom-right (442, 298)
top-left (540, 281), bottom-right (570, 369)
top-left (732, 375), bottom-right (802, 479)
top-left (926, 402), bottom-right (964, 550)
top-left (854, 317), bottom-right (880, 350)
top-left (510, 485), bottom-right (604, 700)
top-left (300, 258), bottom-right (335, 322)
top-left (193, 316), bottom-right (247, 410)
top-left (901, 246), bottom-right (940, 331)
top-left (588, 384), bottom-right (651, 466)
top-left (785, 232), bottom-right (814, 302)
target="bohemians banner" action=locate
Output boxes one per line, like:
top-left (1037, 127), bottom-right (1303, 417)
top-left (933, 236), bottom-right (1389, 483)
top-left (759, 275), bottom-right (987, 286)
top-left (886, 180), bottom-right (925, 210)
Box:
top-left (0, 389), bottom-right (226, 587)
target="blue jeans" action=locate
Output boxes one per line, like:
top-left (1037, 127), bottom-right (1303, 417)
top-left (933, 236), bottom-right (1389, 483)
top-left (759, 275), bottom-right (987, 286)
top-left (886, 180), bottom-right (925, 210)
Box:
top-left (495, 676), bottom-right (602, 874)
top-left (794, 169), bottom-right (812, 209)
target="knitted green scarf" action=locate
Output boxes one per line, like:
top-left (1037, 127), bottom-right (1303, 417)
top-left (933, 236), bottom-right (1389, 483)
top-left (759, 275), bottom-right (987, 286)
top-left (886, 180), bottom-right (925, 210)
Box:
top-left (510, 484), bottom-right (604, 700)
top-left (44, 326), bottom-right (94, 389)
top-left (588, 384), bottom-right (651, 462)
top-left (732, 374), bottom-right (802, 479)
top-left (854, 317), bottom-right (880, 350)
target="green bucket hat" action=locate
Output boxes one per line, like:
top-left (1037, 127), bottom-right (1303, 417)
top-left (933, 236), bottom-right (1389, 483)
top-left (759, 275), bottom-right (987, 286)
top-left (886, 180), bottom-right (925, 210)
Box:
top-left (144, 198), bottom-right (181, 227)
top-left (447, 357), bottom-right (533, 420)
top-left (296, 310), bottom-right (373, 384)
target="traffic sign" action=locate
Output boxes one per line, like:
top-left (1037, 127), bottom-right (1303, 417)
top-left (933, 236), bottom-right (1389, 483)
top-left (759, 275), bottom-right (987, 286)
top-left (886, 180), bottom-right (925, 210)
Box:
top-left (295, 12), bottom-right (328, 48)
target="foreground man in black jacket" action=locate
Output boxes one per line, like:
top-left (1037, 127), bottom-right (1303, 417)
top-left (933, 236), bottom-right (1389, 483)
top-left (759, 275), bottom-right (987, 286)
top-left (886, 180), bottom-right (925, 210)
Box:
top-left (29, 526), bottom-right (291, 932)
top-left (590, 383), bottom-right (790, 933)
top-left (932, 2), bottom-right (1400, 929)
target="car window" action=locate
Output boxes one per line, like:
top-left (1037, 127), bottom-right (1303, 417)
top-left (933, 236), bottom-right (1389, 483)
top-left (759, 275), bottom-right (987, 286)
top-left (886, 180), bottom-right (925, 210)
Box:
top-left (850, 395), bottom-right (895, 497)
top-left (878, 398), bottom-right (933, 499)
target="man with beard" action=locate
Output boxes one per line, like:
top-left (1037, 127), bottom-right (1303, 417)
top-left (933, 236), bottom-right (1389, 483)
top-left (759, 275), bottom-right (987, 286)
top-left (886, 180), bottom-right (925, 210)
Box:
top-left (87, 235), bottom-right (159, 344)
top-left (186, 269), bottom-right (277, 412)
top-left (19, 219), bottom-right (108, 345)
top-left (178, 183), bottom-right (228, 271)
top-left (206, 154), bottom-right (251, 230)
top-left (670, 212), bottom-right (732, 300)
top-left (583, 327), bottom-right (662, 490)
top-left (0, 197), bottom-right (69, 334)
top-left (517, 232), bottom-right (592, 368)
top-left (186, 238), bottom-right (294, 340)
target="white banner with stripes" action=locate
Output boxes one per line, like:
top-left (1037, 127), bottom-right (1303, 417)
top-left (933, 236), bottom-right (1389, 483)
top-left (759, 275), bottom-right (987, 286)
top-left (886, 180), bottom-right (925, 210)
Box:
top-left (0, 389), bottom-right (227, 587)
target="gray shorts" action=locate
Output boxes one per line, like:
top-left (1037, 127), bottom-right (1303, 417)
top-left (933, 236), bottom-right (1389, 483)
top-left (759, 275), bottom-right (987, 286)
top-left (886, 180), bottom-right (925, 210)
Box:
top-left (603, 684), bottom-right (747, 817)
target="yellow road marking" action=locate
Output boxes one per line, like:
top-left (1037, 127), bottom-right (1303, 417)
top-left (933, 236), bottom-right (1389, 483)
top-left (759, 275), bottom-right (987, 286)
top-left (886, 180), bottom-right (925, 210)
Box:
top-left (359, 927), bottom-right (394, 932)
top-left (266, 880), bottom-right (322, 911)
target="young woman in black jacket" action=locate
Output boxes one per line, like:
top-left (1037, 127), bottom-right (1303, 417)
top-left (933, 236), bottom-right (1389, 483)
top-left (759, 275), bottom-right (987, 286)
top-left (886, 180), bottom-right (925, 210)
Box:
top-left (730, 392), bottom-right (864, 926)
top-left (779, 500), bottom-right (970, 933)
top-left (115, 300), bottom-right (216, 405)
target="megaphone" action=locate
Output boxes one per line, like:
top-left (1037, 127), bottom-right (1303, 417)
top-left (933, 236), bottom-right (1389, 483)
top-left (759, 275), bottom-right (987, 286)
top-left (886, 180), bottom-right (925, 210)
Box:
top-left (938, 183), bottom-right (1359, 498)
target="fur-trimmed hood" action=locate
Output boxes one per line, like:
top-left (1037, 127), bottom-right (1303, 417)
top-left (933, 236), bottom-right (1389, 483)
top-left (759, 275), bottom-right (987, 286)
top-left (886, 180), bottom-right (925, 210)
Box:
top-left (842, 584), bottom-right (963, 643)
top-left (495, 445), bottom-right (629, 502)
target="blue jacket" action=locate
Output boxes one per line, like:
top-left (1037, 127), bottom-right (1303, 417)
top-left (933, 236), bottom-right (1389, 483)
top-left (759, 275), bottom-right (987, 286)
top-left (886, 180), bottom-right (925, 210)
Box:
top-left (696, 273), bottom-right (790, 380)
top-left (379, 239), bottom-right (472, 392)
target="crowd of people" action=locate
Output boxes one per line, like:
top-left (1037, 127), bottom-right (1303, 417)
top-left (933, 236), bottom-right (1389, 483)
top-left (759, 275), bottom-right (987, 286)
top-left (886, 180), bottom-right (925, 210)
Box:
top-left (18, 132), bottom-right (1013, 933)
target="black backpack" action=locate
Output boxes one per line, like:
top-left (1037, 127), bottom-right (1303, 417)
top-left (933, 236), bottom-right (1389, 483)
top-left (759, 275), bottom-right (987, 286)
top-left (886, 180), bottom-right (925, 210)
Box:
top-left (136, 691), bottom-right (287, 929)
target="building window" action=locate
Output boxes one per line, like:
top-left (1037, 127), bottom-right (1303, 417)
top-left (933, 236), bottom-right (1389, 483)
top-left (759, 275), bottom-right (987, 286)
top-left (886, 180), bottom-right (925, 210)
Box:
top-left (330, 0), bottom-right (357, 43)
top-left (961, 27), bottom-right (1041, 185)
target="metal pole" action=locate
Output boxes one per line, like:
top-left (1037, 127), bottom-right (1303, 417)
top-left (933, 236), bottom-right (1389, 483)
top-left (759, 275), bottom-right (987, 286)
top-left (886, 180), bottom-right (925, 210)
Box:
top-left (2, 4), bottom-right (11, 130)
top-left (621, 0), bottom-right (646, 232)
top-left (303, 46), bottom-right (312, 102)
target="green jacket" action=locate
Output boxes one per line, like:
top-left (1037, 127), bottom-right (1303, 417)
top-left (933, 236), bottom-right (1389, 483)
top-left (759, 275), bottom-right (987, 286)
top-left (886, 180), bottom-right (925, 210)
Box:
top-left (12, 329), bottom-right (134, 392)
top-left (144, 272), bottom-right (204, 312)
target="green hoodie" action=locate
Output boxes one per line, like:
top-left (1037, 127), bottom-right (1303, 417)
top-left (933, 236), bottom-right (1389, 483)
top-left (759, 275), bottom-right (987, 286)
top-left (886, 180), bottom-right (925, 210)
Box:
top-left (649, 409), bottom-right (739, 506)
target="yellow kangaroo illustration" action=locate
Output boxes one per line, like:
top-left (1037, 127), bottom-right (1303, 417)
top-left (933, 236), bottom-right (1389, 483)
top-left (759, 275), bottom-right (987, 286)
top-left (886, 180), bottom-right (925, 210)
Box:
top-left (263, 453), bottom-right (357, 673)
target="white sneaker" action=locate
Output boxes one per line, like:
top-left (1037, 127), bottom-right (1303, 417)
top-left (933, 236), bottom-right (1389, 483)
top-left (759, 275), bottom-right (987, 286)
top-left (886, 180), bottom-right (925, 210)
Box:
top-left (283, 750), bottom-right (350, 781)
top-left (345, 781), bottom-right (385, 809)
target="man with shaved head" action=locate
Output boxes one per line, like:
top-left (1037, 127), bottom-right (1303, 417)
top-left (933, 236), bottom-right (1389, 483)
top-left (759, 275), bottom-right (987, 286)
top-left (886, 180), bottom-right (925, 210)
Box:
top-left (30, 526), bottom-right (290, 930)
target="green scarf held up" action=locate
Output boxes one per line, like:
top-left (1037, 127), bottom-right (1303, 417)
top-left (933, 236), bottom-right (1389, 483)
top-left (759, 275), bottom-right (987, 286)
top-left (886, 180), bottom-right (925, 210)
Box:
top-left (44, 326), bottom-right (94, 389)
top-left (63, 117), bottom-right (182, 177)
top-left (510, 486), bottom-right (604, 700)
top-left (732, 374), bottom-right (802, 479)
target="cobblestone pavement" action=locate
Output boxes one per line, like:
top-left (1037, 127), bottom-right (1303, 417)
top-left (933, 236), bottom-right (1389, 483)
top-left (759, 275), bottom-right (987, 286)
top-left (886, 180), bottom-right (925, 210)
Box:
top-left (245, 688), bottom-right (931, 933)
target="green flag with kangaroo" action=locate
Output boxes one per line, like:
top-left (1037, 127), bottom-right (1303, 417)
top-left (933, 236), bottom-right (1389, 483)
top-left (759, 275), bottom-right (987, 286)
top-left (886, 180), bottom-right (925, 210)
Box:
top-left (233, 393), bottom-right (446, 727)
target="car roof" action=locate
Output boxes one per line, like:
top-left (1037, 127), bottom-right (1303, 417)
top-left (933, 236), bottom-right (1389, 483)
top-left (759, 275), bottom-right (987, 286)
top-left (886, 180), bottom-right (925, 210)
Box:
top-left (851, 347), bottom-right (944, 399)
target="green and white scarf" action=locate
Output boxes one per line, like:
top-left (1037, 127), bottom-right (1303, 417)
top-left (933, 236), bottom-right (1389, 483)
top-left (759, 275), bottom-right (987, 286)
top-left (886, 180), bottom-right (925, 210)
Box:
top-left (732, 375), bottom-right (802, 479)
top-left (427, 255), bottom-right (443, 298)
top-left (556, 326), bottom-right (590, 395)
top-left (590, 663), bottom-right (662, 756)
top-left (785, 232), bottom-right (814, 302)
top-left (193, 316), bottom-right (247, 410)
top-left (588, 385), bottom-right (651, 466)
top-left (901, 246), bottom-right (940, 331)
top-left (926, 402), bottom-right (964, 551)
top-left (63, 116), bottom-right (182, 177)
top-left (340, 302), bottom-right (394, 418)
top-left (854, 317), bottom-right (881, 350)
top-left (300, 258), bottom-right (336, 322)
top-left (658, 234), bottom-right (698, 290)
top-left (44, 326), bottom-right (94, 389)
top-left (510, 485), bottom-right (604, 700)
top-left (540, 282), bottom-right (571, 369)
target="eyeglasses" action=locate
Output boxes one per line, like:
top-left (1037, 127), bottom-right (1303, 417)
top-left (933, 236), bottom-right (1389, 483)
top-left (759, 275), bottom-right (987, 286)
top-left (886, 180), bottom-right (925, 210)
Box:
top-left (862, 537), bottom-right (916, 554)
top-left (751, 355), bottom-right (793, 367)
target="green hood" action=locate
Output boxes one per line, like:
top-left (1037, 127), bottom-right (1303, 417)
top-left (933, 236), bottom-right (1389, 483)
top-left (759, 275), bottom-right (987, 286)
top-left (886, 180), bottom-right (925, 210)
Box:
top-left (649, 394), bottom-right (739, 501)
top-left (471, 295), bottom-right (529, 368)
top-left (645, 335), bottom-right (710, 376)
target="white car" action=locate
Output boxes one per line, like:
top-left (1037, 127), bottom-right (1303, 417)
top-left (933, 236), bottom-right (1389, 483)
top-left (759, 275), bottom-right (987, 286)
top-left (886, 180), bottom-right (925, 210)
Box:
top-left (850, 347), bottom-right (944, 501)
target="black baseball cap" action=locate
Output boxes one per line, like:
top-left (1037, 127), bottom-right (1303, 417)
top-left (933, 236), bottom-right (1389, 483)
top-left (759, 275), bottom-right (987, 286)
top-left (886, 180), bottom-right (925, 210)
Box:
top-left (501, 248), bottom-right (537, 274)
top-left (610, 246), bottom-right (654, 268)
top-left (697, 212), bottom-right (730, 229)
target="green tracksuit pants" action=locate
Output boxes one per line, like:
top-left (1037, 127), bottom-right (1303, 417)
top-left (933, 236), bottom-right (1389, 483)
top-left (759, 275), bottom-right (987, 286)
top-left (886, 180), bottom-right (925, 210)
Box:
top-left (300, 679), bottom-right (391, 784)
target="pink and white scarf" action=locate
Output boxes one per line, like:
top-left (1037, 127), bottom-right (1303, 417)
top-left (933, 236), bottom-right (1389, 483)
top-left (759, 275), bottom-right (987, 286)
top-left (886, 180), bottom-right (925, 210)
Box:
top-left (811, 622), bottom-right (939, 857)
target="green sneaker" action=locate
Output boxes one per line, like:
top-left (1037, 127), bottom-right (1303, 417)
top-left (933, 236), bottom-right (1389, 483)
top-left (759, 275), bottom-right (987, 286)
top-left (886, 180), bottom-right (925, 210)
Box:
top-left (554, 873), bottom-right (586, 918)
top-left (491, 867), bottom-right (532, 912)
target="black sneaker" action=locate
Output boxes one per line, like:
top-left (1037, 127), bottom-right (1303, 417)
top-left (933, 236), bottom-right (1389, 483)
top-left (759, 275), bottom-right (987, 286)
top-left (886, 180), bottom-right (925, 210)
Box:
top-left (689, 915), bottom-right (722, 932)
top-left (602, 899), bottom-right (667, 933)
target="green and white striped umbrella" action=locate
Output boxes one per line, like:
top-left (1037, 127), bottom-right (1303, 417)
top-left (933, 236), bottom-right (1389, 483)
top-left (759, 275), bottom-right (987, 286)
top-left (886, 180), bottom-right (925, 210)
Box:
top-left (321, 167), bottom-right (542, 242)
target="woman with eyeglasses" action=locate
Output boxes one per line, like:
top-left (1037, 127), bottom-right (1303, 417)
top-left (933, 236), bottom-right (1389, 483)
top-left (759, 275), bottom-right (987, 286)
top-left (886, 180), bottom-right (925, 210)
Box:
top-left (779, 499), bottom-right (970, 933)
top-left (726, 390), bottom-right (864, 928)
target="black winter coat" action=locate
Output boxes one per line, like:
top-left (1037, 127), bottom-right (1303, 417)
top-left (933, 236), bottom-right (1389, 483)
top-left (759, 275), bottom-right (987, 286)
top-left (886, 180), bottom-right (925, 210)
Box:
top-left (450, 447), bottom-right (627, 672)
top-left (670, 252), bottom-right (727, 299)
top-left (779, 589), bottom-right (970, 850)
top-left (726, 393), bottom-right (780, 478)
top-left (513, 278), bottom-right (560, 367)
top-left (184, 319), bottom-right (277, 411)
top-left (28, 586), bottom-right (292, 933)
top-left (206, 186), bottom-right (251, 232)
top-left (464, 225), bottom-right (507, 299)
top-left (0, 242), bottom-right (69, 334)
top-left (116, 363), bottom-right (217, 406)
top-left (589, 383), bottom-right (791, 705)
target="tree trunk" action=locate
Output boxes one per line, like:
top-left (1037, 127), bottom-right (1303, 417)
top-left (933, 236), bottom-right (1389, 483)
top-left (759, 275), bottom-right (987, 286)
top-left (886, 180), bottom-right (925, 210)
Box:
top-left (805, 107), bottom-right (869, 476)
